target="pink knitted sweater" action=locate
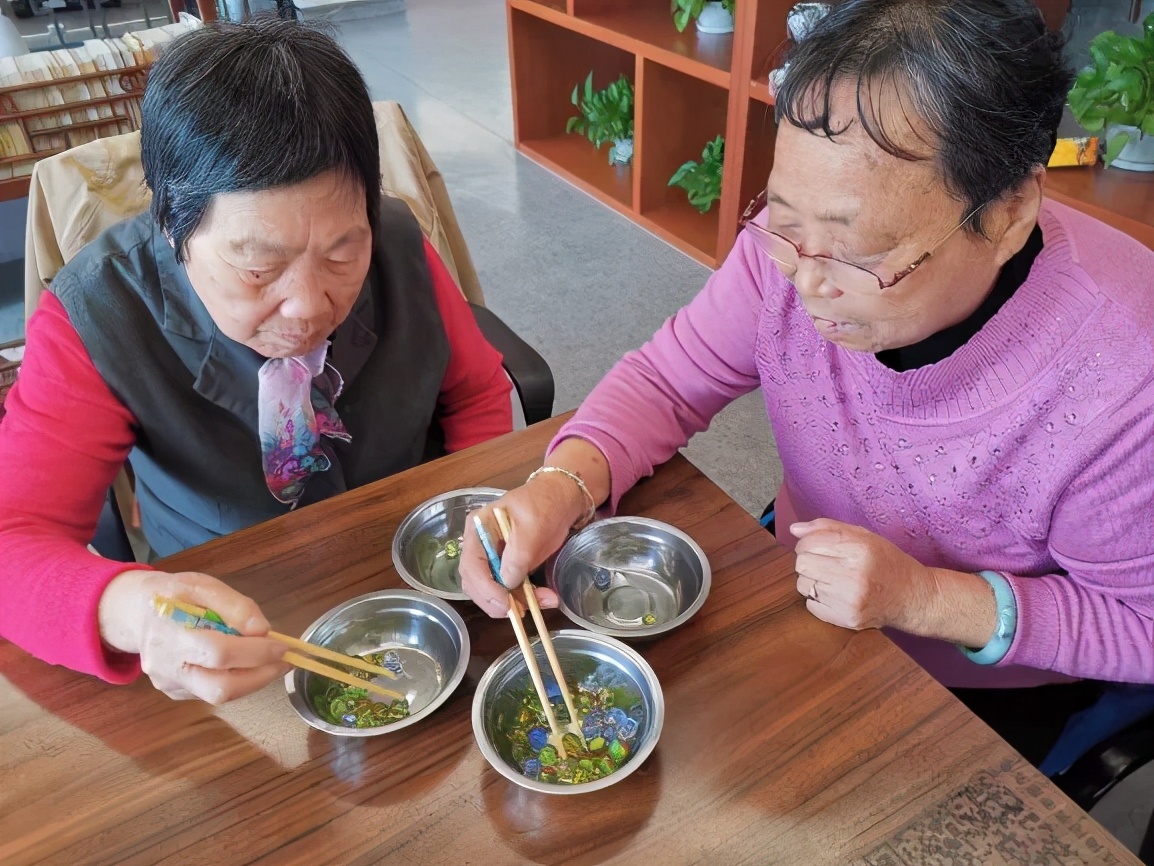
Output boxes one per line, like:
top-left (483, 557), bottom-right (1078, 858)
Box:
top-left (553, 201), bottom-right (1154, 688)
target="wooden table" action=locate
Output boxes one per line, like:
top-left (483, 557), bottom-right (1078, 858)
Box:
top-left (0, 417), bottom-right (1140, 865)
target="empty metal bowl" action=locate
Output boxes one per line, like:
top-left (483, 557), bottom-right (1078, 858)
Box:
top-left (392, 487), bottom-right (505, 600)
top-left (472, 629), bottom-right (663, 794)
top-left (285, 589), bottom-right (470, 737)
top-left (549, 517), bottom-right (711, 638)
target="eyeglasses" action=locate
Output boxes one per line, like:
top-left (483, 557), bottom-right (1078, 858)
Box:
top-left (739, 190), bottom-right (985, 295)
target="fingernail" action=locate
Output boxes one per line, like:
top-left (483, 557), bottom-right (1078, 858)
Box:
top-left (245, 615), bottom-right (269, 633)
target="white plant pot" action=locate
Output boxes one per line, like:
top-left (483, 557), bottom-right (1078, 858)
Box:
top-left (1106, 124), bottom-right (1154, 172)
top-left (695, 2), bottom-right (734, 35)
top-left (609, 137), bottom-right (633, 167)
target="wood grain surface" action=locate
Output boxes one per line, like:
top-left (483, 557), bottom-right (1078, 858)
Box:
top-left (0, 417), bottom-right (1138, 865)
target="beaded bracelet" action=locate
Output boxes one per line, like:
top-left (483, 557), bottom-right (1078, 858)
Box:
top-left (526, 465), bottom-right (598, 531)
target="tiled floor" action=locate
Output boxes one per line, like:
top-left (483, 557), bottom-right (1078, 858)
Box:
top-left (0, 0), bottom-right (1149, 853)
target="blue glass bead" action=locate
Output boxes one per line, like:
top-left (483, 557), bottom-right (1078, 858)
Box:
top-left (582, 724), bottom-right (601, 742)
top-left (618, 718), bottom-right (639, 741)
top-left (522, 758), bottom-right (541, 778)
top-left (607, 708), bottom-right (628, 728)
top-left (628, 702), bottom-right (645, 722)
top-left (545, 678), bottom-right (561, 701)
top-left (528, 727), bottom-right (549, 752)
top-left (341, 713), bottom-right (357, 726)
top-left (593, 569), bottom-right (611, 591)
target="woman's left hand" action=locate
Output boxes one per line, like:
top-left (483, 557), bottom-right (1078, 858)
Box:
top-left (790, 518), bottom-right (937, 634)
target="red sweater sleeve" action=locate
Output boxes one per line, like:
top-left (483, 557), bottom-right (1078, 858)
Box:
top-left (0, 292), bottom-right (144, 683)
top-left (424, 239), bottom-right (513, 451)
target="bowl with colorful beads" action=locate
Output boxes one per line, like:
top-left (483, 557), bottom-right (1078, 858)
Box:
top-left (285, 589), bottom-right (470, 736)
top-left (549, 517), bottom-right (711, 639)
top-left (472, 629), bottom-right (664, 793)
top-left (392, 487), bottom-right (505, 600)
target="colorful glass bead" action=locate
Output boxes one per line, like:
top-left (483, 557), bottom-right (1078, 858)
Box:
top-left (528, 727), bottom-right (549, 752)
top-left (608, 738), bottom-right (630, 766)
top-left (539, 766), bottom-right (558, 780)
top-left (628, 702), bottom-right (645, 722)
top-left (642, 612), bottom-right (657, 625)
top-left (582, 724), bottom-right (601, 743)
top-left (618, 717), bottom-right (639, 741)
top-left (545, 678), bottom-right (562, 701)
top-left (596, 757), bottom-right (614, 776)
top-left (588, 736), bottom-right (606, 752)
top-left (341, 712), bottom-right (357, 725)
top-left (442, 538), bottom-right (462, 559)
top-left (606, 708), bottom-right (628, 728)
top-left (593, 568), bottom-right (612, 591)
top-left (538, 745), bottom-right (559, 767)
top-left (562, 733), bottom-right (583, 755)
top-left (522, 758), bottom-right (541, 779)
top-left (554, 761), bottom-right (575, 783)
top-left (382, 650), bottom-right (405, 676)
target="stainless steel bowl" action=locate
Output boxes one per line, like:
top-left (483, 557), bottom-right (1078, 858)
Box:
top-left (472, 629), bottom-right (663, 794)
top-left (549, 517), bottom-right (711, 638)
top-left (285, 589), bottom-right (470, 737)
top-left (392, 487), bottom-right (505, 600)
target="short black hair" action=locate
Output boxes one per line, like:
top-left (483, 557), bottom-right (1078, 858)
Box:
top-left (776, 0), bottom-right (1074, 233)
top-left (141, 16), bottom-right (380, 260)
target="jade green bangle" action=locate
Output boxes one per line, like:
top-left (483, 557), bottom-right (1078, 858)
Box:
top-left (959, 570), bottom-right (1017, 665)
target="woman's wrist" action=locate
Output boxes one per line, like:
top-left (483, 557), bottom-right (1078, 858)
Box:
top-left (902, 566), bottom-right (1000, 649)
top-left (544, 438), bottom-right (612, 510)
top-left (98, 568), bottom-right (155, 655)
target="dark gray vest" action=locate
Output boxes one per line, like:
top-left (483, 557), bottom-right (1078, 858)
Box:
top-left (54, 196), bottom-right (449, 557)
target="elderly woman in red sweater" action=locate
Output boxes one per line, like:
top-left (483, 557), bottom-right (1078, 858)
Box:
top-left (0, 19), bottom-right (512, 704)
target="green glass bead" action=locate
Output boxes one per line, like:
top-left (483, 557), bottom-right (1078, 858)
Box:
top-left (562, 733), bottom-right (583, 755)
top-left (596, 758), bottom-right (614, 776)
top-left (588, 736), bottom-right (606, 752)
top-left (578, 759), bottom-right (594, 772)
top-left (538, 745), bottom-right (559, 767)
top-left (608, 738), bottom-right (629, 766)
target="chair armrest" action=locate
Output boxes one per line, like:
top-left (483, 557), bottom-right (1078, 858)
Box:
top-left (469, 303), bottom-right (554, 426)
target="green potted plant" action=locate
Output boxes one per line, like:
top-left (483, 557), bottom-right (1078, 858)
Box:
top-left (1066, 11), bottom-right (1154, 171)
top-left (671, 0), bottom-right (735, 35)
top-left (668, 135), bottom-right (724, 213)
top-left (566, 72), bottom-right (635, 166)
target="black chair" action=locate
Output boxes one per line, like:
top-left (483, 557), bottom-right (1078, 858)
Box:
top-left (90, 310), bottom-right (553, 561)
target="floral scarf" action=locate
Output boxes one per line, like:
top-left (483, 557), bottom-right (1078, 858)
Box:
top-left (257, 343), bottom-right (351, 507)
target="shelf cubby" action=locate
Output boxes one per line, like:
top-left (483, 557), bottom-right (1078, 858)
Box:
top-left (636, 59), bottom-right (729, 264)
top-left (509, 5), bottom-right (636, 212)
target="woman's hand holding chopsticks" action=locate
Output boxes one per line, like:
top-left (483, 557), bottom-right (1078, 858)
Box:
top-left (459, 483), bottom-right (573, 618)
top-left (98, 569), bottom-right (290, 704)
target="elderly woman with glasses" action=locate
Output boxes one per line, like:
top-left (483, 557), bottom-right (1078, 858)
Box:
top-left (461, 0), bottom-right (1154, 759)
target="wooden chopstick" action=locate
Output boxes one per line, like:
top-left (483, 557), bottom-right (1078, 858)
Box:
top-left (492, 507), bottom-right (583, 745)
top-left (282, 651), bottom-right (407, 702)
top-left (506, 598), bottom-right (569, 759)
top-left (268, 631), bottom-right (398, 680)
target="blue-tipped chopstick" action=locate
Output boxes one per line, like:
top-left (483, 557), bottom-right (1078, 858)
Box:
top-left (479, 508), bottom-right (570, 758)
top-left (473, 514), bottom-right (506, 587)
